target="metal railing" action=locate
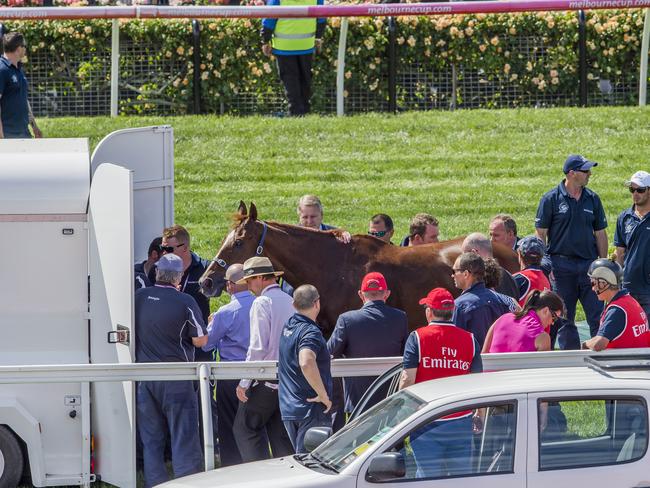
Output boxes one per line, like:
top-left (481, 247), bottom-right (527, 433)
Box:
top-left (1, 348), bottom-right (648, 472)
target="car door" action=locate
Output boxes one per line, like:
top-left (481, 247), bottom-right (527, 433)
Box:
top-left (527, 390), bottom-right (650, 488)
top-left (350, 364), bottom-right (402, 421)
top-left (356, 394), bottom-right (527, 488)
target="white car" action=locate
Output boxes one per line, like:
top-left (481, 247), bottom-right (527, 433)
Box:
top-left (161, 356), bottom-right (650, 488)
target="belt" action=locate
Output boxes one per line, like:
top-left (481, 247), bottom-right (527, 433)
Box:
top-left (252, 380), bottom-right (279, 390)
top-left (550, 254), bottom-right (591, 260)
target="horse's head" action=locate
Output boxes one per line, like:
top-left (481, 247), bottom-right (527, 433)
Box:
top-left (199, 201), bottom-right (265, 297)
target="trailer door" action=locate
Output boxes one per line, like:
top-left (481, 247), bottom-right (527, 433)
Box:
top-left (91, 125), bottom-right (174, 263)
top-left (89, 163), bottom-right (135, 488)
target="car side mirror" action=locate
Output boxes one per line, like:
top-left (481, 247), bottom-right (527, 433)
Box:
top-left (365, 452), bottom-right (406, 482)
top-left (303, 426), bottom-right (332, 453)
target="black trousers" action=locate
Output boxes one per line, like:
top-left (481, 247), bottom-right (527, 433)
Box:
top-left (233, 381), bottom-right (294, 462)
top-left (216, 379), bottom-right (242, 466)
top-left (276, 54), bottom-right (313, 116)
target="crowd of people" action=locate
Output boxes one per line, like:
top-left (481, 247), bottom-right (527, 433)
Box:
top-left (133, 155), bottom-right (649, 486)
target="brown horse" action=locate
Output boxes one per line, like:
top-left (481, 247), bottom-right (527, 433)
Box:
top-left (200, 202), bottom-right (519, 336)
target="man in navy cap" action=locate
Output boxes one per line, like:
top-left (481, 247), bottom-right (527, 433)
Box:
top-left (135, 253), bottom-right (208, 488)
top-left (614, 170), bottom-right (650, 318)
top-left (535, 155), bottom-right (608, 347)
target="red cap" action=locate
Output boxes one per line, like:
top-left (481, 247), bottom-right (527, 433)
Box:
top-left (361, 272), bottom-right (388, 292)
top-left (419, 288), bottom-right (455, 310)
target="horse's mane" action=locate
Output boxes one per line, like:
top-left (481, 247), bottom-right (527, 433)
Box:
top-left (231, 212), bottom-right (248, 228)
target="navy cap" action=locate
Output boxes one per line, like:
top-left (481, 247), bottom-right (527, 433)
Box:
top-left (156, 253), bottom-right (184, 273)
top-left (563, 154), bottom-right (598, 174)
top-left (518, 235), bottom-right (545, 257)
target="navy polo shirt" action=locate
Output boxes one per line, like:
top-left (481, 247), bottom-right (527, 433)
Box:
top-left (0, 56), bottom-right (30, 136)
top-left (614, 206), bottom-right (650, 295)
top-left (152, 252), bottom-right (212, 360)
top-left (452, 282), bottom-right (517, 347)
top-left (535, 181), bottom-right (607, 260)
top-left (279, 313), bottom-right (332, 421)
top-left (135, 285), bottom-right (207, 363)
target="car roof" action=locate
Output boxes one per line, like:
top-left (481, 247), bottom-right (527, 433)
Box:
top-left (406, 366), bottom-right (650, 404)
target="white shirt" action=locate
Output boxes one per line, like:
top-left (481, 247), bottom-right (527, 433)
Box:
top-left (239, 283), bottom-right (294, 388)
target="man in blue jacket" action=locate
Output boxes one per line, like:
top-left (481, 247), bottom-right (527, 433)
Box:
top-left (452, 252), bottom-right (517, 348)
top-left (261, 0), bottom-right (326, 116)
top-left (327, 272), bottom-right (409, 415)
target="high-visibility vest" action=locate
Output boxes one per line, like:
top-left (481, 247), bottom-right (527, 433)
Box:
top-left (414, 322), bottom-right (476, 384)
top-left (414, 322), bottom-right (476, 420)
top-left (514, 268), bottom-right (551, 307)
top-left (272, 0), bottom-right (318, 52)
top-left (601, 293), bottom-right (650, 349)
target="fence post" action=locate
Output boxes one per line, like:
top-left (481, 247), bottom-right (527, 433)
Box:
top-left (639, 8), bottom-right (650, 106)
top-left (578, 10), bottom-right (587, 107)
top-left (192, 20), bottom-right (202, 114)
top-left (451, 64), bottom-right (457, 110)
top-left (198, 363), bottom-right (215, 471)
top-left (110, 19), bottom-right (120, 117)
top-left (336, 18), bottom-right (349, 116)
top-left (388, 17), bottom-right (397, 113)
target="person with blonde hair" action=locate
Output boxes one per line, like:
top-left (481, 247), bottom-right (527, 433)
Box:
top-left (296, 194), bottom-right (335, 230)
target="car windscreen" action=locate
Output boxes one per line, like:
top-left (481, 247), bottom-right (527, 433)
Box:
top-left (310, 390), bottom-right (426, 471)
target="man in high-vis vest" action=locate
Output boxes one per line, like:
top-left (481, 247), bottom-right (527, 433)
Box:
top-left (261, 0), bottom-right (326, 116)
top-left (399, 287), bottom-right (482, 479)
top-left (583, 258), bottom-right (650, 351)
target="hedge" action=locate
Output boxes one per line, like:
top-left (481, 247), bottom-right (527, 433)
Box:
top-left (5, 9), bottom-right (647, 114)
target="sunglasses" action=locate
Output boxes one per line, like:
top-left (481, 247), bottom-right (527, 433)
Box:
top-left (575, 169), bottom-right (591, 174)
top-left (452, 268), bottom-right (466, 274)
top-left (629, 187), bottom-right (648, 194)
top-left (368, 230), bottom-right (388, 237)
top-left (551, 310), bottom-right (561, 321)
top-left (161, 242), bottom-right (187, 253)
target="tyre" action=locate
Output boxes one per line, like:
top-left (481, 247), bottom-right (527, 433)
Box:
top-left (0, 426), bottom-right (23, 488)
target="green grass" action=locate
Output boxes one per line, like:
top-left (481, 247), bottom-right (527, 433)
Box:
top-left (41, 107), bottom-right (650, 318)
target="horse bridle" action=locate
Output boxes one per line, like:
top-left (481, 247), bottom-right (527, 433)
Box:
top-left (211, 220), bottom-right (268, 271)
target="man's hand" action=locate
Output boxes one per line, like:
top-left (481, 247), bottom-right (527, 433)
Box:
top-left (32, 125), bottom-right (42, 138)
top-left (315, 39), bottom-right (323, 54)
top-left (262, 43), bottom-right (273, 57)
top-left (307, 393), bottom-right (332, 413)
top-left (236, 385), bottom-right (249, 403)
top-left (331, 230), bottom-right (352, 244)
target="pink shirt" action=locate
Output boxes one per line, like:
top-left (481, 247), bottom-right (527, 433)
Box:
top-left (488, 310), bottom-right (545, 353)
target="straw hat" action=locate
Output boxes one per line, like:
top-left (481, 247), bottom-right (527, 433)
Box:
top-left (236, 256), bottom-right (284, 284)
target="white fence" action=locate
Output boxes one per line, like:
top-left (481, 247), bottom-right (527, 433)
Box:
top-left (1, 349), bottom-right (648, 472)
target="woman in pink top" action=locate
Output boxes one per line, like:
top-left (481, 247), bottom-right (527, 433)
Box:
top-left (482, 290), bottom-right (565, 353)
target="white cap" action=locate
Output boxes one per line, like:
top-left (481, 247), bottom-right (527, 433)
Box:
top-left (626, 171), bottom-right (650, 188)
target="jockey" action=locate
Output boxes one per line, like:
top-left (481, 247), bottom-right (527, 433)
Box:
top-left (582, 259), bottom-right (650, 351)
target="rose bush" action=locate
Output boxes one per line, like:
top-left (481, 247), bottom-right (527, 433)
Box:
top-left (4, 9), bottom-right (647, 113)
